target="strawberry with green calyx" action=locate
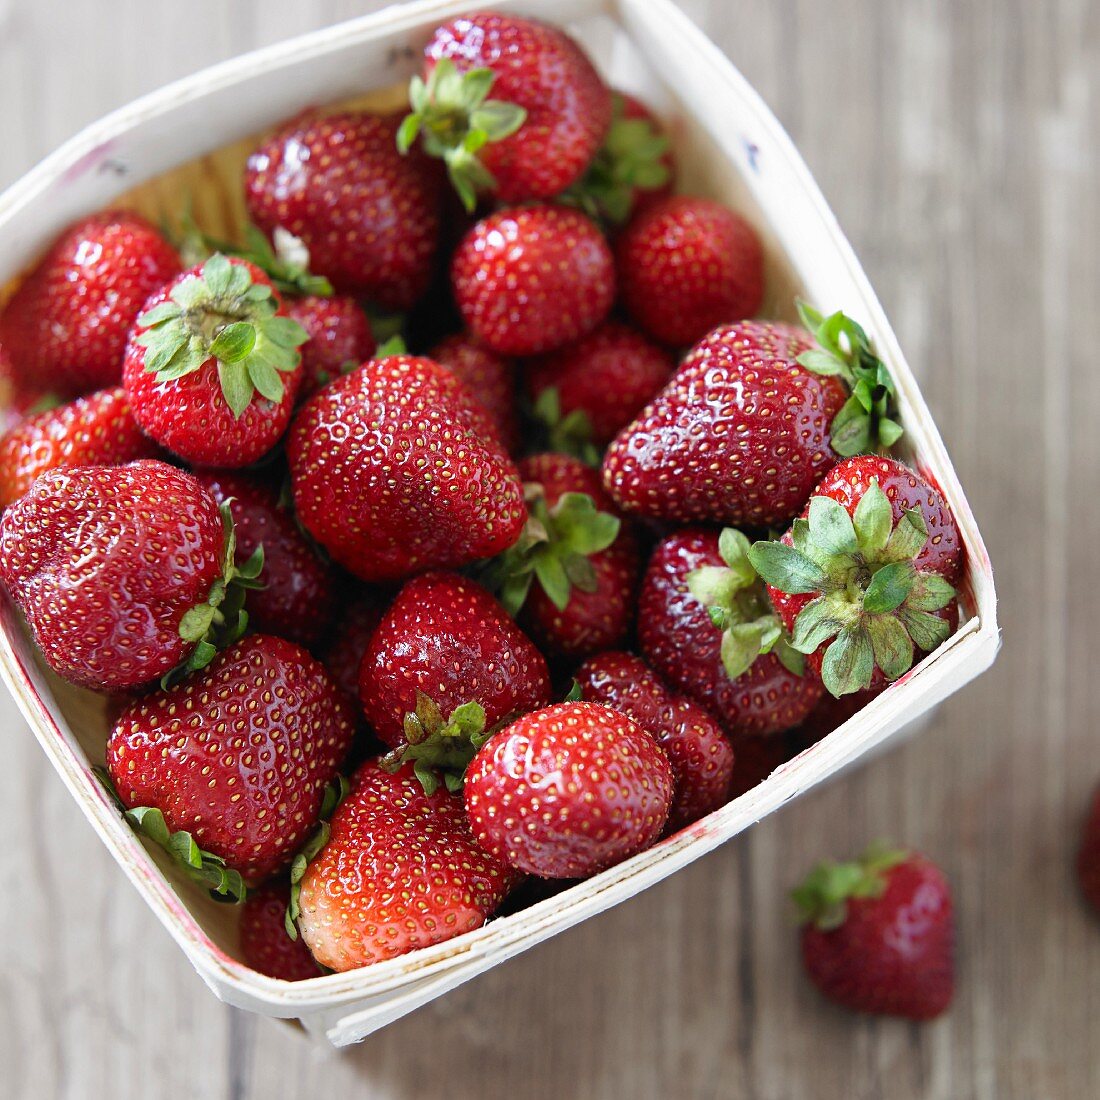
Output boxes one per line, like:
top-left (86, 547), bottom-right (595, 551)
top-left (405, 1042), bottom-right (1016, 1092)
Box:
top-left (284, 775), bottom-right (349, 939)
top-left (240, 882), bottom-right (322, 981)
top-left (530, 388), bottom-right (601, 467)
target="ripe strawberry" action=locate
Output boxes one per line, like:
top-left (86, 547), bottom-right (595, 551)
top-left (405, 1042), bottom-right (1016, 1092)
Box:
top-left (0, 460), bottom-right (257, 691)
top-left (402, 12), bottom-right (611, 207)
top-left (286, 295), bottom-right (375, 396)
top-left (430, 333), bottom-right (519, 453)
top-left (451, 206), bottom-right (615, 356)
top-left (638, 527), bottom-right (822, 737)
top-left (123, 255), bottom-right (306, 467)
top-left (576, 651), bottom-right (734, 831)
top-left (794, 845), bottom-right (955, 1019)
top-left (239, 881), bottom-right (321, 981)
top-left (106, 634), bottom-right (354, 884)
top-left (0, 211), bottom-right (181, 395)
top-left (727, 731), bottom-right (790, 798)
top-left (0, 345), bottom-right (49, 434)
top-left (749, 456), bottom-right (963, 698)
top-left (466, 701), bottom-right (673, 879)
top-left (1077, 784), bottom-right (1100, 916)
top-left (321, 592), bottom-right (388, 705)
top-left (296, 758), bottom-right (520, 970)
top-left (0, 386), bottom-right (159, 509)
top-left (790, 689), bottom-right (878, 753)
top-left (286, 354), bottom-right (526, 581)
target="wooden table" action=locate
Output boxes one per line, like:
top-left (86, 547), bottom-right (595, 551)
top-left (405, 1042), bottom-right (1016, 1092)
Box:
top-left (1, 1), bottom-right (1096, 1096)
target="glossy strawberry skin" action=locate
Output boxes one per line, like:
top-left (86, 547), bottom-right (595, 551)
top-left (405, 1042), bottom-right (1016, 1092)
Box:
top-left (0, 460), bottom-right (224, 691)
top-left (616, 196), bottom-right (764, 348)
top-left (239, 881), bottom-right (321, 981)
top-left (425, 12), bottom-right (611, 201)
top-left (576, 651), bottom-right (734, 831)
top-left (430, 334), bottom-right (520, 453)
top-left (107, 634), bottom-right (354, 881)
top-left (466, 701), bottom-right (673, 879)
top-left (0, 387), bottom-right (160, 509)
top-left (451, 206), bottom-right (615, 357)
top-left (1078, 784), bottom-right (1100, 917)
top-left (603, 322), bottom-right (847, 528)
top-left (298, 759), bottom-right (520, 971)
top-left (359, 571), bottom-right (551, 748)
top-left (287, 295), bottom-right (375, 397)
top-left (245, 111), bottom-right (441, 310)
top-left (0, 212), bottom-right (181, 395)
top-left (638, 528), bottom-right (822, 737)
top-left (287, 355), bottom-right (526, 582)
top-left (321, 592), bottom-right (388, 706)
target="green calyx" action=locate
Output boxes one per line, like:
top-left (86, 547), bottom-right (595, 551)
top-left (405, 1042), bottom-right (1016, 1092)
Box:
top-left (795, 301), bottom-right (904, 457)
top-left (686, 528), bottom-right (804, 682)
top-left (93, 766), bottom-right (246, 903)
top-left (792, 842), bottom-right (908, 930)
top-left (285, 775), bottom-right (350, 940)
top-left (397, 57), bottom-right (527, 211)
top-left (134, 253), bottom-right (308, 418)
top-left (748, 480), bottom-right (957, 698)
top-left (532, 387), bottom-right (600, 467)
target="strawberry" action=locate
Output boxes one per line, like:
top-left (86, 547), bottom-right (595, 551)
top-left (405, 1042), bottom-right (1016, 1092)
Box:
top-left (638, 527), bottom-right (822, 737)
top-left (106, 634), bottom-right (354, 886)
top-left (749, 456), bottom-right (963, 697)
top-left (321, 592), bottom-right (388, 706)
top-left (526, 321), bottom-right (674, 457)
top-left (286, 295), bottom-right (375, 397)
top-left (451, 205), bottom-right (615, 356)
top-left (296, 758), bottom-right (520, 970)
top-left (286, 353), bottom-right (526, 581)
top-left (0, 386), bottom-right (160, 509)
top-left (0, 345), bottom-right (49, 434)
top-left (1077, 784), bottom-right (1100, 916)
top-left (0, 460), bottom-right (259, 691)
top-left (790, 689), bottom-right (878, 753)
top-left (123, 255), bottom-right (306, 468)
top-left (576, 651), bottom-right (734, 831)
top-left (239, 881), bottom-right (321, 981)
top-left (794, 845), bottom-right (955, 1020)
top-left (0, 211), bottom-right (181, 395)
top-left (401, 12), bottom-right (611, 208)
top-left (245, 111), bottom-right (441, 310)
top-left (430, 333), bottom-right (519, 453)
top-left (727, 731), bottom-right (790, 798)
top-left (465, 701), bottom-right (674, 878)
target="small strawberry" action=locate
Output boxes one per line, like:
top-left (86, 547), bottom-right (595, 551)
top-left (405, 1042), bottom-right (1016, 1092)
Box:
top-left (245, 111), bottom-right (441, 310)
top-left (287, 295), bottom-right (375, 397)
top-left (123, 255), bottom-right (307, 468)
top-left (749, 456), bottom-right (963, 697)
top-left (638, 527), bottom-right (822, 737)
top-left (0, 386), bottom-right (160, 509)
top-left (287, 354), bottom-right (526, 581)
top-left (239, 881), bottom-right (322, 981)
top-left (0, 460), bottom-right (260, 691)
top-left (576, 651), bottom-right (734, 831)
top-left (321, 592), bottom-right (388, 706)
top-left (451, 205), bottom-right (615, 356)
top-left (1077, 784), bottom-right (1100, 916)
top-left (0, 211), bottom-right (181, 395)
top-left (296, 758), bottom-right (520, 970)
top-left (430, 333), bottom-right (520, 453)
top-left (401, 12), bottom-right (611, 208)
top-left (794, 845), bottom-right (955, 1020)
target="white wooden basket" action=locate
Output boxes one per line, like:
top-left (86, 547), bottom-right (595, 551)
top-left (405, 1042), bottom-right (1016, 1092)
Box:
top-left (0, 0), bottom-right (999, 1046)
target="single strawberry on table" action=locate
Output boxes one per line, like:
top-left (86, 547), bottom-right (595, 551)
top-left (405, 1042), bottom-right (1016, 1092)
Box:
top-left (239, 881), bottom-right (322, 981)
top-left (430, 333), bottom-right (520, 453)
top-left (287, 295), bottom-right (375, 396)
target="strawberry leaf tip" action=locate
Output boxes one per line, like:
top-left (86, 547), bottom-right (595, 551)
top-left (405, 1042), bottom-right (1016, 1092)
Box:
top-left (532, 387), bottom-right (600, 467)
top-left (792, 842), bottom-right (908, 930)
top-left (285, 774), bottom-right (350, 940)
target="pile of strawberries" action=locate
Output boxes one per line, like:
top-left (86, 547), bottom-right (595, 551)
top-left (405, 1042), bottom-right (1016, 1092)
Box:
top-left (0, 10), bottom-right (973, 1004)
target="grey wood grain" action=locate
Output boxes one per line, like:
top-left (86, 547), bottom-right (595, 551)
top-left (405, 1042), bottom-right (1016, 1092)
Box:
top-left (1, 0), bottom-right (1097, 1096)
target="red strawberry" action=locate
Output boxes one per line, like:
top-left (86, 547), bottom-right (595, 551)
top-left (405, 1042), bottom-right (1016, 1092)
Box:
top-left (0, 460), bottom-right (256, 691)
top-left (749, 455), bottom-right (963, 698)
top-left (794, 845), bottom-right (955, 1020)
top-left (451, 206), bottom-right (615, 357)
top-left (790, 689), bottom-right (878, 753)
top-left (1078, 784), bottom-right (1100, 916)
top-left (321, 592), bottom-right (388, 705)
top-left (297, 758), bottom-right (520, 970)
top-left (638, 528), bottom-right (822, 737)
top-left (287, 295), bottom-right (375, 397)
top-left (0, 386), bottom-right (160, 509)
top-left (526, 321), bottom-right (674, 456)
top-left (360, 570), bottom-right (551, 750)
top-left (727, 731), bottom-right (790, 798)
top-left (123, 255), bottom-right (306, 468)
top-left (286, 354), bottom-right (526, 581)
top-left (106, 634), bottom-right (354, 884)
top-left (616, 196), bottom-right (764, 348)
top-left (403, 12), bottom-right (611, 207)
top-left (0, 345), bottom-right (49, 434)
top-left (245, 111), bottom-right (441, 309)
top-left (429, 334), bottom-right (519, 453)
top-left (576, 651), bottom-right (734, 831)
top-left (615, 94), bottom-right (677, 216)
top-left (193, 471), bottom-right (337, 650)
top-left (0, 211), bottom-right (181, 395)
top-left (466, 701), bottom-right (673, 878)
top-left (239, 881), bottom-right (321, 981)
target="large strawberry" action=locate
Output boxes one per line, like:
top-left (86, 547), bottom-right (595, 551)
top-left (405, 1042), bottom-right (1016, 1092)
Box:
top-left (749, 456), bottom-right (963, 698)
top-left (451, 205), bottom-right (615, 356)
top-left (239, 881), bottom-right (322, 981)
top-left (245, 111), bottom-right (441, 310)
top-left (401, 12), bottom-right (611, 208)
top-left (638, 527), bottom-right (822, 737)
top-left (430, 334), bottom-right (519, 453)
top-left (296, 758), bottom-right (520, 970)
top-left (287, 295), bottom-right (375, 397)
top-left (123, 255), bottom-right (306, 467)
top-left (0, 460), bottom-right (260, 691)
top-left (0, 211), bottom-right (181, 395)
top-left (0, 386), bottom-right (159, 509)
top-left (286, 354), bottom-right (526, 581)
